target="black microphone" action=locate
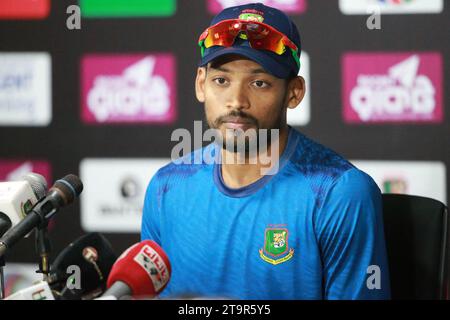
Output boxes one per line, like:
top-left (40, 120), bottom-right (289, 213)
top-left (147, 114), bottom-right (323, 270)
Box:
top-left (0, 174), bottom-right (83, 258)
top-left (0, 212), bottom-right (12, 238)
top-left (48, 233), bottom-right (117, 300)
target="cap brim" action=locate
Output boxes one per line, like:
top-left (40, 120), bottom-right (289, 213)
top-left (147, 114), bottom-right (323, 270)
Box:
top-left (199, 46), bottom-right (292, 79)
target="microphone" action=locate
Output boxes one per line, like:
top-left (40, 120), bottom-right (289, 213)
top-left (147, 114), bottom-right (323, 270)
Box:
top-left (102, 240), bottom-right (171, 300)
top-left (4, 281), bottom-right (55, 300)
top-left (0, 173), bottom-right (45, 298)
top-left (23, 173), bottom-right (48, 201)
top-left (0, 174), bottom-right (83, 258)
top-left (48, 233), bottom-right (117, 300)
top-left (0, 212), bottom-right (12, 237)
top-left (0, 173), bottom-right (48, 231)
top-left (0, 212), bottom-right (12, 298)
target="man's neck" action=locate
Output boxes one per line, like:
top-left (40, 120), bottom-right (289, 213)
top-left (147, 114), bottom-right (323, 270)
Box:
top-left (220, 126), bottom-right (290, 189)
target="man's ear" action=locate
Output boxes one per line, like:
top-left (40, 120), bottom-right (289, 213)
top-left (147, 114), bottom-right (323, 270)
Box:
top-left (195, 67), bottom-right (207, 103)
top-left (286, 76), bottom-right (306, 110)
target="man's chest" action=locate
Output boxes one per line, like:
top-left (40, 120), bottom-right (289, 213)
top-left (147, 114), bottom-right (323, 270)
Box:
top-left (160, 186), bottom-right (320, 269)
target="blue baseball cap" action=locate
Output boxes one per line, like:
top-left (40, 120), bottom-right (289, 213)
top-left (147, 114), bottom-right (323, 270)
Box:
top-left (198, 3), bottom-right (301, 79)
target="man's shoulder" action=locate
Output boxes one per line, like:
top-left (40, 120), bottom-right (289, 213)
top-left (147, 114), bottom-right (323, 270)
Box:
top-left (288, 129), bottom-right (355, 182)
top-left (329, 166), bottom-right (381, 202)
top-left (287, 129), bottom-right (381, 206)
top-left (152, 144), bottom-right (215, 183)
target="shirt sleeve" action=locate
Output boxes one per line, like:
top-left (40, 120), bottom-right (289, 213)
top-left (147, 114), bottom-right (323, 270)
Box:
top-left (314, 168), bottom-right (391, 300)
top-left (141, 171), bottom-right (162, 245)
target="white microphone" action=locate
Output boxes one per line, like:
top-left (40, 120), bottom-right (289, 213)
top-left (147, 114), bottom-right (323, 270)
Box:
top-left (4, 281), bottom-right (55, 300)
top-left (0, 173), bottom-right (48, 232)
top-left (0, 174), bottom-right (83, 258)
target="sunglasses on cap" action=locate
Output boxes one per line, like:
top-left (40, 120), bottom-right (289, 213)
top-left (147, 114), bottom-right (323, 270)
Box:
top-left (198, 19), bottom-right (300, 69)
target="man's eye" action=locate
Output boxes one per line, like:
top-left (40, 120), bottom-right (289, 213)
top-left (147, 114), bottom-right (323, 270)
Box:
top-left (252, 80), bottom-right (269, 88)
top-left (213, 78), bottom-right (227, 85)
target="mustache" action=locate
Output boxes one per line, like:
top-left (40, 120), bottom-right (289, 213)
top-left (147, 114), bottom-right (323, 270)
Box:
top-left (214, 110), bottom-right (258, 128)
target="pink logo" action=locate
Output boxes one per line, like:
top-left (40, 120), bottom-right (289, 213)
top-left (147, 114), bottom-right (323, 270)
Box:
top-left (207, 0), bottom-right (307, 14)
top-left (81, 54), bottom-right (177, 124)
top-left (343, 53), bottom-right (443, 123)
top-left (0, 160), bottom-right (52, 185)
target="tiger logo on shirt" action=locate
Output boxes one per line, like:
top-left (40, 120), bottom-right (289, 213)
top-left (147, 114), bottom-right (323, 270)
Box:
top-left (273, 231), bottom-right (286, 248)
top-left (259, 226), bottom-right (294, 265)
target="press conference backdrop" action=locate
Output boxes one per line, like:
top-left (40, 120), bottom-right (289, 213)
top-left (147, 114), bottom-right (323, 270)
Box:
top-left (0, 0), bottom-right (448, 292)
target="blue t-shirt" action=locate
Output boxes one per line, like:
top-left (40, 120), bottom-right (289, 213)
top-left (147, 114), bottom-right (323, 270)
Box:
top-left (141, 127), bottom-right (391, 299)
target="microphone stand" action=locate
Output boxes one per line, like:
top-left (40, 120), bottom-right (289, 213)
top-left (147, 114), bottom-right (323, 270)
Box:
top-left (0, 231), bottom-right (7, 299)
top-left (0, 212), bottom-right (12, 299)
top-left (35, 217), bottom-right (53, 282)
top-left (0, 255), bottom-right (5, 299)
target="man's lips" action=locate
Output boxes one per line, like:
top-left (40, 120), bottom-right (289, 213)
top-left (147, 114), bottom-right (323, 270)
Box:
top-left (222, 117), bottom-right (253, 124)
top-left (224, 122), bottom-right (252, 130)
top-left (221, 117), bottom-right (254, 130)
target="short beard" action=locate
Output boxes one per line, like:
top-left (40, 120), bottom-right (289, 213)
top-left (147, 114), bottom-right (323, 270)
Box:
top-left (222, 128), bottom-right (274, 157)
top-left (206, 109), bottom-right (282, 157)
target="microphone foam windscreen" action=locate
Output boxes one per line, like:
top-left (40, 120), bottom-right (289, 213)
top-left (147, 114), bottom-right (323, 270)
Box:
top-left (54, 174), bottom-right (83, 205)
top-left (107, 240), bottom-right (171, 297)
top-left (50, 232), bottom-right (117, 295)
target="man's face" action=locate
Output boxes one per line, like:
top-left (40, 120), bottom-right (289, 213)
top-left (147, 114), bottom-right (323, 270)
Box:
top-left (195, 55), bottom-right (297, 153)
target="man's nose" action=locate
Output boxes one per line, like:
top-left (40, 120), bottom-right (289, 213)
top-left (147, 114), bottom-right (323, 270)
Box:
top-left (226, 83), bottom-right (250, 110)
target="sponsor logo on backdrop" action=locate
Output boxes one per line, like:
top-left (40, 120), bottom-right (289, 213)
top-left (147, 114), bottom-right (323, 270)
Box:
top-left (287, 52), bottom-right (310, 126)
top-left (0, 53), bottom-right (52, 126)
top-left (343, 53), bottom-right (443, 123)
top-left (0, 160), bottom-right (52, 185)
top-left (383, 177), bottom-right (408, 194)
top-left (79, 0), bottom-right (176, 17)
top-left (207, 0), bottom-right (307, 14)
top-left (80, 158), bottom-right (170, 233)
top-left (81, 54), bottom-right (176, 124)
top-left (339, 0), bottom-right (443, 14)
top-left (0, 0), bottom-right (50, 19)
top-left (351, 160), bottom-right (447, 204)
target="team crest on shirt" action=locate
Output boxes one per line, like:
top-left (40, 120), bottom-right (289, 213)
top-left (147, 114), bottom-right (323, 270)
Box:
top-left (259, 225), bottom-right (294, 265)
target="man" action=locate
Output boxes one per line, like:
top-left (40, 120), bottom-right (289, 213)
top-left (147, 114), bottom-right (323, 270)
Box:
top-left (141, 3), bottom-right (390, 299)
